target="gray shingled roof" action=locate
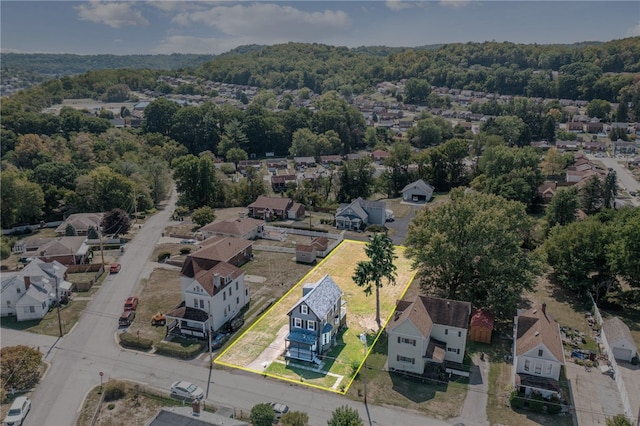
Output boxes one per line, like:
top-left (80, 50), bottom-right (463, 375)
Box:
top-left (402, 179), bottom-right (434, 194)
top-left (290, 274), bottom-right (342, 320)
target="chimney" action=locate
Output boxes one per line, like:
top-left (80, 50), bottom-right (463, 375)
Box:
top-left (24, 276), bottom-right (31, 290)
top-left (213, 273), bottom-right (220, 288)
top-left (541, 303), bottom-right (546, 315)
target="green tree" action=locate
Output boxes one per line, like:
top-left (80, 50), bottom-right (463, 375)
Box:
top-left (544, 218), bottom-right (610, 294)
top-left (250, 403), bottom-right (275, 426)
top-left (226, 147), bottom-right (248, 168)
top-left (337, 157), bottom-right (374, 203)
top-left (609, 127), bottom-right (628, 142)
top-left (544, 186), bottom-right (579, 231)
top-left (143, 98), bottom-right (180, 136)
top-left (606, 208), bottom-right (640, 287)
top-left (0, 168), bottom-right (45, 228)
top-left (173, 155), bottom-right (222, 209)
top-left (281, 411), bottom-right (309, 426)
top-left (191, 206), bottom-right (216, 227)
top-left (0, 345), bottom-right (43, 393)
top-left (101, 208), bottom-right (131, 237)
top-left (327, 405), bottom-right (363, 426)
top-left (603, 170), bottom-right (617, 209)
top-left (65, 223), bottom-right (77, 236)
top-left (606, 414), bottom-right (633, 426)
top-left (541, 147), bottom-right (571, 177)
top-left (102, 84), bottom-right (130, 102)
top-left (541, 115), bottom-right (556, 142)
top-left (405, 189), bottom-right (541, 319)
top-left (73, 166), bottom-right (135, 212)
top-left (586, 99), bottom-right (611, 120)
top-left (579, 175), bottom-right (603, 214)
top-left (352, 233), bottom-right (398, 329)
top-left (87, 226), bottom-right (99, 240)
top-left (404, 78), bottom-right (431, 104)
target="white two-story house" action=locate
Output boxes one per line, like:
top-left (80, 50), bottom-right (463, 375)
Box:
top-left (513, 304), bottom-right (565, 398)
top-left (166, 260), bottom-right (249, 338)
top-left (387, 295), bottom-right (471, 375)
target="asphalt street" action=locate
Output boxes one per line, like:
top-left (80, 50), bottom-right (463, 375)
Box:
top-left (7, 187), bottom-right (451, 426)
top-left (586, 154), bottom-right (640, 207)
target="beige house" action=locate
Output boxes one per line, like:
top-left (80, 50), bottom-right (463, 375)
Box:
top-left (387, 295), bottom-right (471, 375)
top-left (55, 213), bottom-right (104, 235)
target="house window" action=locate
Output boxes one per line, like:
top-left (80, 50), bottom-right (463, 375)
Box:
top-left (236, 297), bottom-right (239, 305)
top-left (6, 301), bottom-right (11, 307)
top-left (524, 359), bottom-right (530, 372)
top-left (29, 306), bottom-right (35, 313)
top-left (236, 282), bottom-right (239, 291)
top-left (294, 318), bottom-right (302, 328)
top-left (301, 305), bottom-right (308, 315)
top-left (194, 298), bottom-right (198, 307)
top-left (546, 363), bottom-right (552, 375)
top-left (534, 363), bottom-right (542, 375)
top-left (322, 332), bottom-right (330, 345)
top-left (16, 288), bottom-right (21, 294)
top-left (223, 292), bottom-right (226, 301)
top-left (399, 337), bottom-right (416, 346)
top-left (199, 300), bottom-right (204, 309)
top-left (245, 289), bottom-right (249, 296)
top-left (445, 329), bottom-right (448, 335)
top-left (229, 287), bottom-right (232, 296)
top-left (307, 321), bottom-right (316, 331)
top-left (397, 355), bottom-right (415, 364)
top-left (458, 331), bottom-right (462, 337)
top-left (538, 349), bottom-right (543, 357)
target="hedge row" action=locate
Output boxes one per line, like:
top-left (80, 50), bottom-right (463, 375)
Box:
top-left (119, 332), bottom-right (153, 351)
top-left (154, 341), bottom-right (204, 359)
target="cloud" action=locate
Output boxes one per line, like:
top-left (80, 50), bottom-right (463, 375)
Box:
top-left (385, 0), bottom-right (413, 11)
top-left (171, 3), bottom-right (352, 44)
top-left (627, 22), bottom-right (640, 37)
top-left (439, 0), bottom-right (472, 9)
top-left (76, 1), bottom-right (149, 28)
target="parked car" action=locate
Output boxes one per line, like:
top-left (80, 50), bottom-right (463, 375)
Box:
top-left (225, 316), bottom-right (244, 332)
top-left (118, 310), bottom-right (135, 327)
top-left (210, 332), bottom-right (229, 350)
top-left (268, 402), bottom-right (289, 420)
top-left (180, 239), bottom-right (197, 244)
top-left (109, 263), bottom-right (121, 273)
top-left (124, 296), bottom-right (139, 311)
top-left (170, 381), bottom-right (204, 400)
top-left (4, 396), bottom-right (31, 426)
top-left (151, 311), bottom-right (166, 326)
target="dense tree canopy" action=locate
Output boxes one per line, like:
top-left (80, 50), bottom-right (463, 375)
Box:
top-left (1, 345), bottom-right (43, 393)
top-left (405, 189), bottom-right (541, 319)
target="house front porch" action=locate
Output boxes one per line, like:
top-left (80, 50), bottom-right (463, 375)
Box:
top-left (515, 373), bottom-right (562, 399)
top-left (286, 329), bottom-right (318, 362)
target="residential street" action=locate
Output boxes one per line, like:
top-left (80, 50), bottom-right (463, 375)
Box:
top-left (586, 154), bottom-right (640, 207)
top-left (10, 187), bottom-right (451, 426)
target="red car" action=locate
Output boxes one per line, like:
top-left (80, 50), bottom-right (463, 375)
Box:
top-left (124, 296), bottom-right (139, 311)
top-left (110, 263), bottom-right (121, 273)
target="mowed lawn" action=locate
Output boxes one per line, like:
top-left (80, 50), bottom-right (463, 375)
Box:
top-left (215, 239), bottom-right (416, 391)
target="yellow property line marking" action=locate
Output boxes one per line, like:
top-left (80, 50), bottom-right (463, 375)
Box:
top-left (215, 239), bottom-right (416, 394)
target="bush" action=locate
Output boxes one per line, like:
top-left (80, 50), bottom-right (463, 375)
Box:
top-left (155, 341), bottom-right (204, 359)
top-left (179, 247), bottom-right (191, 255)
top-left (365, 224), bottom-right (386, 233)
top-left (107, 403), bottom-right (115, 410)
top-left (546, 395), bottom-right (562, 414)
top-left (250, 403), bottom-right (275, 426)
top-left (119, 332), bottom-right (153, 351)
top-left (509, 390), bottom-right (525, 409)
top-left (103, 381), bottom-right (126, 402)
top-left (157, 252), bottom-right (171, 262)
top-left (529, 393), bottom-right (545, 413)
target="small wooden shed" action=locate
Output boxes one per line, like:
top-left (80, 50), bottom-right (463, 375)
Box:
top-left (470, 309), bottom-right (494, 344)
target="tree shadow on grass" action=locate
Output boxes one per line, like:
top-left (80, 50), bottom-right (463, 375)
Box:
top-left (545, 274), bottom-right (590, 312)
top-left (389, 370), bottom-right (449, 404)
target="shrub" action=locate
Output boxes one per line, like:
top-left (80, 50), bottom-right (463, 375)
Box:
top-left (250, 403), bottom-right (275, 426)
top-left (365, 224), bottom-right (386, 233)
top-left (179, 248), bottom-right (191, 255)
top-left (103, 381), bottom-right (126, 402)
top-left (154, 341), bottom-right (204, 359)
top-left (157, 252), bottom-right (171, 262)
top-left (107, 403), bottom-right (115, 410)
top-left (546, 395), bottom-right (562, 414)
top-left (509, 390), bottom-right (525, 409)
top-left (529, 393), bottom-right (545, 413)
top-left (119, 332), bottom-right (153, 351)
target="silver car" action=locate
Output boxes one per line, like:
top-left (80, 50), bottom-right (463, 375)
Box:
top-left (170, 381), bottom-right (204, 400)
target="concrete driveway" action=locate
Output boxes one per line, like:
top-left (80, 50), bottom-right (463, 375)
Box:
top-left (565, 360), bottom-right (626, 424)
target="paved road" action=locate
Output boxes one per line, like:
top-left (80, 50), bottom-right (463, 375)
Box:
top-left (14, 187), bottom-right (451, 426)
top-left (586, 155), bottom-right (640, 207)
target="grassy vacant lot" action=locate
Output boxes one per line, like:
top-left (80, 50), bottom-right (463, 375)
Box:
top-left (216, 240), bottom-right (416, 392)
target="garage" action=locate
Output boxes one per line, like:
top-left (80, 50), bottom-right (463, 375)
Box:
top-left (612, 347), bottom-right (633, 362)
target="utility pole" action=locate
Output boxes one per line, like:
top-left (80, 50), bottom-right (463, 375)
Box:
top-left (53, 264), bottom-right (63, 337)
top-left (98, 228), bottom-right (106, 268)
top-left (360, 332), bottom-right (368, 404)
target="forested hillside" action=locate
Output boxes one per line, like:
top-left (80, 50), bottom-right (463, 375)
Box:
top-left (195, 38), bottom-right (640, 101)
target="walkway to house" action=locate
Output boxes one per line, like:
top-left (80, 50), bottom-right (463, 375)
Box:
top-left (247, 324), bottom-right (289, 372)
top-left (450, 353), bottom-right (489, 426)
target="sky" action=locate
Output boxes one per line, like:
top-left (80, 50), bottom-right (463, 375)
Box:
top-left (1, 1), bottom-right (639, 55)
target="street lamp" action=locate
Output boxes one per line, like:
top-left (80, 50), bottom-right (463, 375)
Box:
top-left (359, 332), bottom-right (368, 404)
